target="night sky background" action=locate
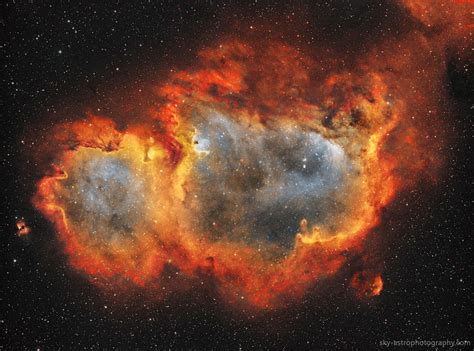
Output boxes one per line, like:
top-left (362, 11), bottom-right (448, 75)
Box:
top-left (1, 0), bottom-right (472, 349)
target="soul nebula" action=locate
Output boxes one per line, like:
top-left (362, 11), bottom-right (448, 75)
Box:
top-left (33, 41), bottom-right (437, 308)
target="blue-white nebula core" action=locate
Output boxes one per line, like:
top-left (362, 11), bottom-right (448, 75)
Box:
top-left (64, 154), bottom-right (146, 240)
top-left (188, 110), bottom-right (354, 249)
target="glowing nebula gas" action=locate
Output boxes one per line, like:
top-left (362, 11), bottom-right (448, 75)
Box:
top-left (30, 1), bottom-right (469, 309)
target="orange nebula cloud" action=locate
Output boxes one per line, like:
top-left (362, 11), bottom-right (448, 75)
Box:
top-left (31, 6), bottom-right (465, 309)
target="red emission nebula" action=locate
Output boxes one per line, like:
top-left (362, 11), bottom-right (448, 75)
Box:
top-left (31, 2), bottom-right (469, 310)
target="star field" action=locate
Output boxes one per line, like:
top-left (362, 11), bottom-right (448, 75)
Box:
top-left (1, 0), bottom-right (472, 349)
